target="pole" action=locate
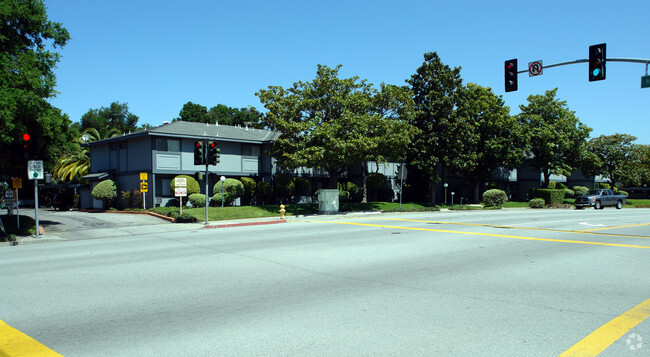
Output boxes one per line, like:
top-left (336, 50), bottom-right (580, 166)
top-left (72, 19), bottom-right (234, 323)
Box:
top-left (34, 179), bottom-right (39, 238)
top-left (16, 188), bottom-right (20, 229)
top-left (399, 165), bottom-right (404, 210)
top-left (204, 139), bottom-right (209, 225)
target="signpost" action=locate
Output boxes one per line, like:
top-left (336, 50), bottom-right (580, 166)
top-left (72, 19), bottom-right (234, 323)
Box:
top-left (174, 177), bottom-right (187, 215)
top-left (12, 178), bottom-right (22, 229)
top-left (27, 160), bottom-right (43, 238)
top-left (140, 173), bottom-right (148, 209)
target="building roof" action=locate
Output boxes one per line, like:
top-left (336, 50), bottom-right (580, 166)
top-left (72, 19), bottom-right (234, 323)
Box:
top-left (88, 121), bottom-right (281, 145)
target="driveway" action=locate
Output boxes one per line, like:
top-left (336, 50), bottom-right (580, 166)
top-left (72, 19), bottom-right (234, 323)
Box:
top-left (17, 208), bottom-right (173, 241)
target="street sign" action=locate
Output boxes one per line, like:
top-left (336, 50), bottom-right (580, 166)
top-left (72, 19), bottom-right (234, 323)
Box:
top-left (4, 190), bottom-right (13, 199)
top-left (12, 178), bottom-right (22, 189)
top-left (140, 182), bottom-right (148, 192)
top-left (174, 177), bottom-right (187, 187)
top-left (27, 160), bottom-right (44, 180)
top-left (175, 187), bottom-right (187, 197)
top-left (140, 172), bottom-right (148, 181)
top-left (528, 60), bottom-right (543, 77)
top-left (642, 75), bottom-right (650, 89)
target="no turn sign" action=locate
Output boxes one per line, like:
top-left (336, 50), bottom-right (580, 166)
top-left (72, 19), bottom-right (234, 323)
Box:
top-left (528, 60), bottom-right (543, 77)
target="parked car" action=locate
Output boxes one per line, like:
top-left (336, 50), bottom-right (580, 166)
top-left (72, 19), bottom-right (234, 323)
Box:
top-left (574, 189), bottom-right (626, 210)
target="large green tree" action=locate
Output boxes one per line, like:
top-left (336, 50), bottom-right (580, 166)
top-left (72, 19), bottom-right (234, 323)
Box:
top-left (0, 0), bottom-right (74, 176)
top-left (78, 101), bottom-right (139, 136)
top-left (625, 144), bottom-right (650, 187)
top-left (453, 83), bottom-right (527, 200)
top-left (517, 88), bottom-right (592, 187)
top-left (175, 102), bottom-right (262, 127)
top-left (256, 64), bottom-right (417, 189)
top-left (582, 133), bottom-right (639, 189)
top-left (405, 52), bottom-right (463, 202)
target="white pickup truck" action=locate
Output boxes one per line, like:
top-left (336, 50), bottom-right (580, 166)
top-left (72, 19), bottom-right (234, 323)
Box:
top-left (574, 189), bottom-right (626, 210)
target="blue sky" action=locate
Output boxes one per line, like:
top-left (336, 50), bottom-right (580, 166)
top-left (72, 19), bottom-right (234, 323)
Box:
top-left (45, 0), bottom-right (650, 144)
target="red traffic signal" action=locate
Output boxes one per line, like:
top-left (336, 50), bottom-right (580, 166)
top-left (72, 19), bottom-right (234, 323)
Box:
top-left (504, 59), bottom-right (518, 92)
top-left (23, 133), bottom-right (31, 141)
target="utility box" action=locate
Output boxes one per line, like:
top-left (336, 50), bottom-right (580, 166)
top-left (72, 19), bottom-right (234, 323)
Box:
top-left (318, 189), bottom-right (339, 213)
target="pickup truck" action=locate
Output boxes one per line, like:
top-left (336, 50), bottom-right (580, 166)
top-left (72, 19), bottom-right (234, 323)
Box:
top-left (574, 189), bottom-right (626, 209)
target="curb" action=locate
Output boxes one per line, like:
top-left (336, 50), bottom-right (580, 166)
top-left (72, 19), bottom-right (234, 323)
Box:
top-left (204, 219), bottom-right (287, 229)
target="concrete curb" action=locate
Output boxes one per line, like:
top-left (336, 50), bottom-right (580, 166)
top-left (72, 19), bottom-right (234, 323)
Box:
top-left (204, 219), bottom-right (287, 229)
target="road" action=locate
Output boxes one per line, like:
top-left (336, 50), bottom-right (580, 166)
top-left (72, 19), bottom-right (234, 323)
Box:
top-left (1, 208), bottom-right (649, 356)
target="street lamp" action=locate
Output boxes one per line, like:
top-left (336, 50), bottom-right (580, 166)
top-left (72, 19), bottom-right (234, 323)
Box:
top-left (444, 183), bottom-right (448, 205)
top-left (220, 176), bottom-right (226, 207)
top-left (451, 192), bottom-right (455, 206)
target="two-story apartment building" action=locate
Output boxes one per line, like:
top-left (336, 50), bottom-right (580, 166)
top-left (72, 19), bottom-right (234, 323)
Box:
top-left (82, 121), bottom-right (280, 209)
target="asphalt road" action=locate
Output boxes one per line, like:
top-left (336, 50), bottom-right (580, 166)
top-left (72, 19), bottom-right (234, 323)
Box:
top-left (1, 208), bottom-right (649, 356)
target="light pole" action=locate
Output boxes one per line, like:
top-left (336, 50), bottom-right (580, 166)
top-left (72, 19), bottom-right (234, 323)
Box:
top-left (444, 183), bottom-right (448, 205)
top-left (220, 176), bottom-right (226, 207)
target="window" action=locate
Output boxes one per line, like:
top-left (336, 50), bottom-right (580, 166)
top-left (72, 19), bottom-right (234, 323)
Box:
top-left (156, 138), bottom-right (180, 152)
top-left (242, 144), bottom-right (261, 156)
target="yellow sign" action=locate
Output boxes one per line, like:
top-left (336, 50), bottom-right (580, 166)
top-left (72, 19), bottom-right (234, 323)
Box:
top-left (140, 182), bottom-right (148, 192)
top-left (140, 172), bottom-right (148, 181)
top-left (12, 178), bottom-right (22, 189)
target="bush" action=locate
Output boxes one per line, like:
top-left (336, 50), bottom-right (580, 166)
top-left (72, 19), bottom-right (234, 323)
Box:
top-left (573, 186), bottom-right (589, 196)
top-left (121, 189), bottom-right (143, 209)
top-left (531, 189), bottom-right (565, 205)
top-left (213, 178), bottom-right (245, 206)
top-left (293, 177), bottom-right (311, 196)
top-left (173, 212), bottom-right (197, 223)
top-left (256, 181), bottom-right (273, 204)
top-left (529, 198), bottom-right (545, 208)
top-left (170, 175), bottom-right (200, 205)
top-left (92, 179), bottom-right (117, 207)
top-left (240, 177), bottom-right (256, 205)
top-left (564, 188), bottom-right (575, 198)
top-left (274, 174), bottom-right (295, 198)
top-left (188, 193), bottom-right (206, 207)
top-left (482, 189), bottom-right (508, 207)
top-left (367, 173), bottom-right (388, 191)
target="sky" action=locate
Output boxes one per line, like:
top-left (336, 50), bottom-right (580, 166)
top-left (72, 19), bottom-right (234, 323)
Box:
top-left (44, 0), bottom-right (650, 144)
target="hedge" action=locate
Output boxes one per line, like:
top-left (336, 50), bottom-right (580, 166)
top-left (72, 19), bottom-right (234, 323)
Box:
top-left (529, 198), bottom-right (545, 208)
top-left (530, 189), bottom-right (565, 205)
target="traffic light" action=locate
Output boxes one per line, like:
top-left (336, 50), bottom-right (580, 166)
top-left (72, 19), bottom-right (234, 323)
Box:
top-left (504, 59), bottom-right (518, 92)
top-left (193, 141), bottom-right (204, 165)
top-left (589, 43), bottom-right (606, 81)
top-left (22, 133), bottom-right (31, 159)
top-left (207, 141), bottom-right (220, 165)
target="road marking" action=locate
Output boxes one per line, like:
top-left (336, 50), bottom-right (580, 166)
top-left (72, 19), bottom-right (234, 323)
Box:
top-left (0, 318), bottom-right (62, 356)
top-left (309, 221), bottom-right (650, 249)
top-left (365, 217), bottom-right (650, 240)
top-left (559, 298), bottom-right (650, 356)
top-left (578, 223), bottom-right (650, 232)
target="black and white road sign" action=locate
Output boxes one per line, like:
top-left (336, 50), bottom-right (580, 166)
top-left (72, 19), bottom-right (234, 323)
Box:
top-left (528, 60), bottom-right (543, 77)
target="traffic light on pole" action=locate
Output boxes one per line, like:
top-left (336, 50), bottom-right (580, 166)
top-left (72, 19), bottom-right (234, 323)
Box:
top-left (22, 133), bottom-right (31, 159)
top-left (504, 59), bottom-right (518, 92)
top-left (589, 43), bottom-right (606, 81)
top-left (208, 141), bottom-right (220, 165)
top-left (193, 141), bottom-right (204, 165)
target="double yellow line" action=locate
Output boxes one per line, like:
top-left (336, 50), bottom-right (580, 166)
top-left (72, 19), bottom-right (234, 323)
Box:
top-left (0, 319), bottom-right (61, 356)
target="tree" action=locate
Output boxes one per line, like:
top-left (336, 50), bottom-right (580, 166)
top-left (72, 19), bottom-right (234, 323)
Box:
top-left (625, 145), bottom-right (650, 186)
top-left (207, 104), bottom-right (262, 127)
top-left (54, 127), bottom-right (121, 182)
top-left (176, 102), bottom-right (208, 122)
top-left (80, 101), bottom-right (139, 136)
top-left (405, 52), bottom-right (463, 202)
top-left (452, 83), bottom-right (527, 200)
top-left (257, 64), bottom-right (417, 189)
top-left (582, 134), bottom-right (639, 189)
top-left (517, 89), bottom-right (591, 188)
top-left (0, 0), bottom-right (75, 176)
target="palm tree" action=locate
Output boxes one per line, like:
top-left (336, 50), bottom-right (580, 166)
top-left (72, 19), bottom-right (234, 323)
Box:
top-left (53, 128), bottom-right (121, 182)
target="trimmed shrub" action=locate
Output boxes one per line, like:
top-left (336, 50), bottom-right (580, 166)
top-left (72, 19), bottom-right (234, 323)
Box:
top-left (188, 193), bottom-right (206, 207)
top-left (121, 189), bottom-right (143, 209)
top-left (173, 212), bottom-right (197, 223)
top-left (573, 186), bottom-right (589, 196)
top-left (92, 179), bottom-right (117, 207)
top-left (170, 175), bottom-right (200, 205)
top-left (213, 178), bottom-right (245, 206)
top-left (482, 189), bottom-right (508, 207)
top-left (531, 189), bottom-right (565, 205)
top-left (564, 188), bottom-right (575, 198)
top-left (529, 198), bottom-right (545, 208)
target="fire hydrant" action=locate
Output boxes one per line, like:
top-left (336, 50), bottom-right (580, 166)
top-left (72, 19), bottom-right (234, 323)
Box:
top-left (279, 204), bottom-right (286, 220)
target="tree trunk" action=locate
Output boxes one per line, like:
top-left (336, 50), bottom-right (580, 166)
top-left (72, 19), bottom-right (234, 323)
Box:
top-left (542, 170), bottom-right (551, 188)
top-left (361, 161), bottom-right (368, 203)
top-left (328, 172), bottom-right (340, 189)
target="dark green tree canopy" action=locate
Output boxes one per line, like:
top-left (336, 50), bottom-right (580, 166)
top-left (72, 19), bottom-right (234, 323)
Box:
top-left (582, 133), bottom-right (638, 188)
top-left (175, 101), bottom-right (262, 127)
top-left (0, 0), bottom-right (74, 176)
top-left (79, 101), bottom-right (139, 136)
top-left (517, 88), bottom-right (591, 187)
top-left (257, 64), bottom-right (417, 188)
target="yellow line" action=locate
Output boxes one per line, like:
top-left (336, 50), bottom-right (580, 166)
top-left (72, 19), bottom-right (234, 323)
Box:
top-left (368, 217), bottom-right (650, 240)
top-left (309, 221), bottom-right (650, 249)
top-left (0, 318), bottom-right (62, 356)
top-left (578, 223), bottom-right (650, 232)
top-left (559, 298), bottom-right (650, 356)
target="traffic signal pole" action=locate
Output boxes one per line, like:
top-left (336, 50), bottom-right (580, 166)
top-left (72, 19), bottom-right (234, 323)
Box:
top-left (204, 140), bottom-right (209, 225)
top-left (514, 57), bottom-right (650, 74)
